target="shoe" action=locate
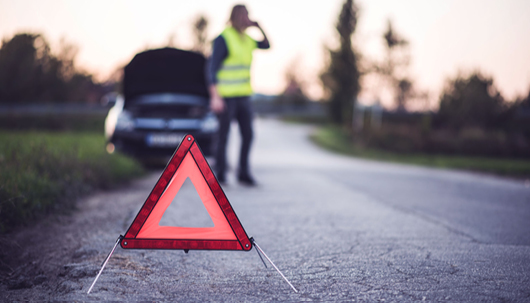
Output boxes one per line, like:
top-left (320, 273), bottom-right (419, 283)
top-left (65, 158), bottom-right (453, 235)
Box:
top-left (237, 173), bottom-right (257, 186)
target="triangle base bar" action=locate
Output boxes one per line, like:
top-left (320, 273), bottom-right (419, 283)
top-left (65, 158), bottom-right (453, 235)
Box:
top-left (121, 239), bottom-right (245, 250)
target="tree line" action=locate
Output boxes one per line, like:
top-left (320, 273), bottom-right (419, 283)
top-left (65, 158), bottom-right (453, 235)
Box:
top-left (0, 33), bottom-right (110, 104)
top-left (320, 0), bottom-right (530, 134)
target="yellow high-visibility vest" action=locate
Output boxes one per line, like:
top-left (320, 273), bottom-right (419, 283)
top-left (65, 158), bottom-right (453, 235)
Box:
top-left (217, 27), bottom-right (257, 97)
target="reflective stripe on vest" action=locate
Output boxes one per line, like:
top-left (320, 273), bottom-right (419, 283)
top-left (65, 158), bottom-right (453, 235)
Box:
top-left (217, 27), bottom-right (257, 97)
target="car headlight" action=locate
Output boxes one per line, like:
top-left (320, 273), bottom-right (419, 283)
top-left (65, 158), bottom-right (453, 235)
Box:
top-left (201, 113), bottom-right (219, 133)
top-left (115, 110), bottom-right (135, 131)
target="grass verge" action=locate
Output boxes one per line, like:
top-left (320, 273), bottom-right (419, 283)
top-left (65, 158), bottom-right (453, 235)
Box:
top-left (0, 131), bottom-right (144, 233)
top-left (311, 125), bottom-right (530, 178)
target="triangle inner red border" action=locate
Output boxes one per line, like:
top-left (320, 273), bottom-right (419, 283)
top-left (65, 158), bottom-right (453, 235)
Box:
top-left (121, 134), bottom-right (251, 251)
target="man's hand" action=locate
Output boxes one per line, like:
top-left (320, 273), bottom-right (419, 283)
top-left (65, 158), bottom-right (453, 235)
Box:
top-left (210, 94), bottom-right (225, 113)
top-left (209, 85), bottom-right (225, 113)
top-left (251, 21), bottom-right (269, 48)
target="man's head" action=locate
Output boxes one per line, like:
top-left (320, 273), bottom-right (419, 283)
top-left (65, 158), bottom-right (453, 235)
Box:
top-left (229, 4), bottom-right (253, 32)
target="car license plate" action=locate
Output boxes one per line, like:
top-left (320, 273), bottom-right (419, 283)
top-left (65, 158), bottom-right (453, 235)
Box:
top-left (146, 133), bottom-right (184, 147)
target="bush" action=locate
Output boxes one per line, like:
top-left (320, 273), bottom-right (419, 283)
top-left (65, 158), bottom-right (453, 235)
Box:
top-left (361, 124), bottom-right (423, 153)
top-left (312, 125), bottom-right (530, 177)
top-left (357, 122), bottom-right (530, 158)
top-left (437, 72), bottom-right (505, 130)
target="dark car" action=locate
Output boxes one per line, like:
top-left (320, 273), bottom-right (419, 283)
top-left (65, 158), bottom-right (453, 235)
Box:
top-left (104, 48), bottom-right (218, 160)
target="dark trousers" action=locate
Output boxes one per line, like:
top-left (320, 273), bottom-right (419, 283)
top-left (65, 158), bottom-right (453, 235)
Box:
top-left (215, 96), bottom-right (254, 179)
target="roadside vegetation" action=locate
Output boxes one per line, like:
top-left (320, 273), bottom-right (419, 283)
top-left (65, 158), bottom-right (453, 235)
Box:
top-left (311, 125), bottom-right (530, 177)
top-left (0, 32), bottom-right (146, 233)
top-left (304, 0), bottom-right (530, 178)
top-left (0, 130), bottom-right (144, 233)
top-left (0, 17), bottom-right (214, 233)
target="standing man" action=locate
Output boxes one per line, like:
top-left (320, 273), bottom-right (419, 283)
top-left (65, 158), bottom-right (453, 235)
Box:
top-left (207, 4), bottom-right (270, 186)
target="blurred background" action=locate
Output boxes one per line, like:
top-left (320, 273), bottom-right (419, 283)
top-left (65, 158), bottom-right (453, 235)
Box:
top-left (1, 0), bottom-right (529, 102)
top-left (1, 0), bottom-right (530, 232)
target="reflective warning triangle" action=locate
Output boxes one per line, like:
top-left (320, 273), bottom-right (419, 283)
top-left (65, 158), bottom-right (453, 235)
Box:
top-left (121, 134), bottom-right (252, 251)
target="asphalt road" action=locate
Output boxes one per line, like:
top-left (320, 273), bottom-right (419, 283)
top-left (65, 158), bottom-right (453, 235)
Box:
top-left (2, 118), bottom-right (529, 302)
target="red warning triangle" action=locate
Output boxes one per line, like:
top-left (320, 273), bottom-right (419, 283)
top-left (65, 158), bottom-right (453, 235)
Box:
top-left (121, 134), bottom-right (252, 251)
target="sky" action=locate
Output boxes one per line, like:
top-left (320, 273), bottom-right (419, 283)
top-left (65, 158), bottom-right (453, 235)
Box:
top-left (1, 0), bottom-right (529, 108)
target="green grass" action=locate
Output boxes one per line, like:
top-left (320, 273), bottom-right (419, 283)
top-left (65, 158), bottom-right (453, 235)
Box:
top-left (0, 131), bottom-right (144, 233)
top-left (311, 125), bottom-right (530, 178)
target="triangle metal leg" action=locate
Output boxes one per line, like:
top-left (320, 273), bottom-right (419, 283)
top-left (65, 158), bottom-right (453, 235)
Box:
top-left (87, 235), bottom-right (123, 294)
top-left (255, 244), bottom-right (268, 268)
top-left (250, 237), bottom-right (298, 293)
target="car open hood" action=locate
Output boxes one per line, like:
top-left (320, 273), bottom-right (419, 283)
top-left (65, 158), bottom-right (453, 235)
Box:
top-left (123, 48), bottom-right (209, 101)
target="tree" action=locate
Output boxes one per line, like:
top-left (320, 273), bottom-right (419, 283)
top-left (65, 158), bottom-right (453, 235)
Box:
top-left (320, 0), bottom-right (360, 126)
top-left (375, 20), bottom-right (416, 111)
top-left (437, 72), bottom-right (504, 130)
top-left (192, 15), bottom-right (209, 55)
top-left (0, 33), bottom-right (44, 102)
